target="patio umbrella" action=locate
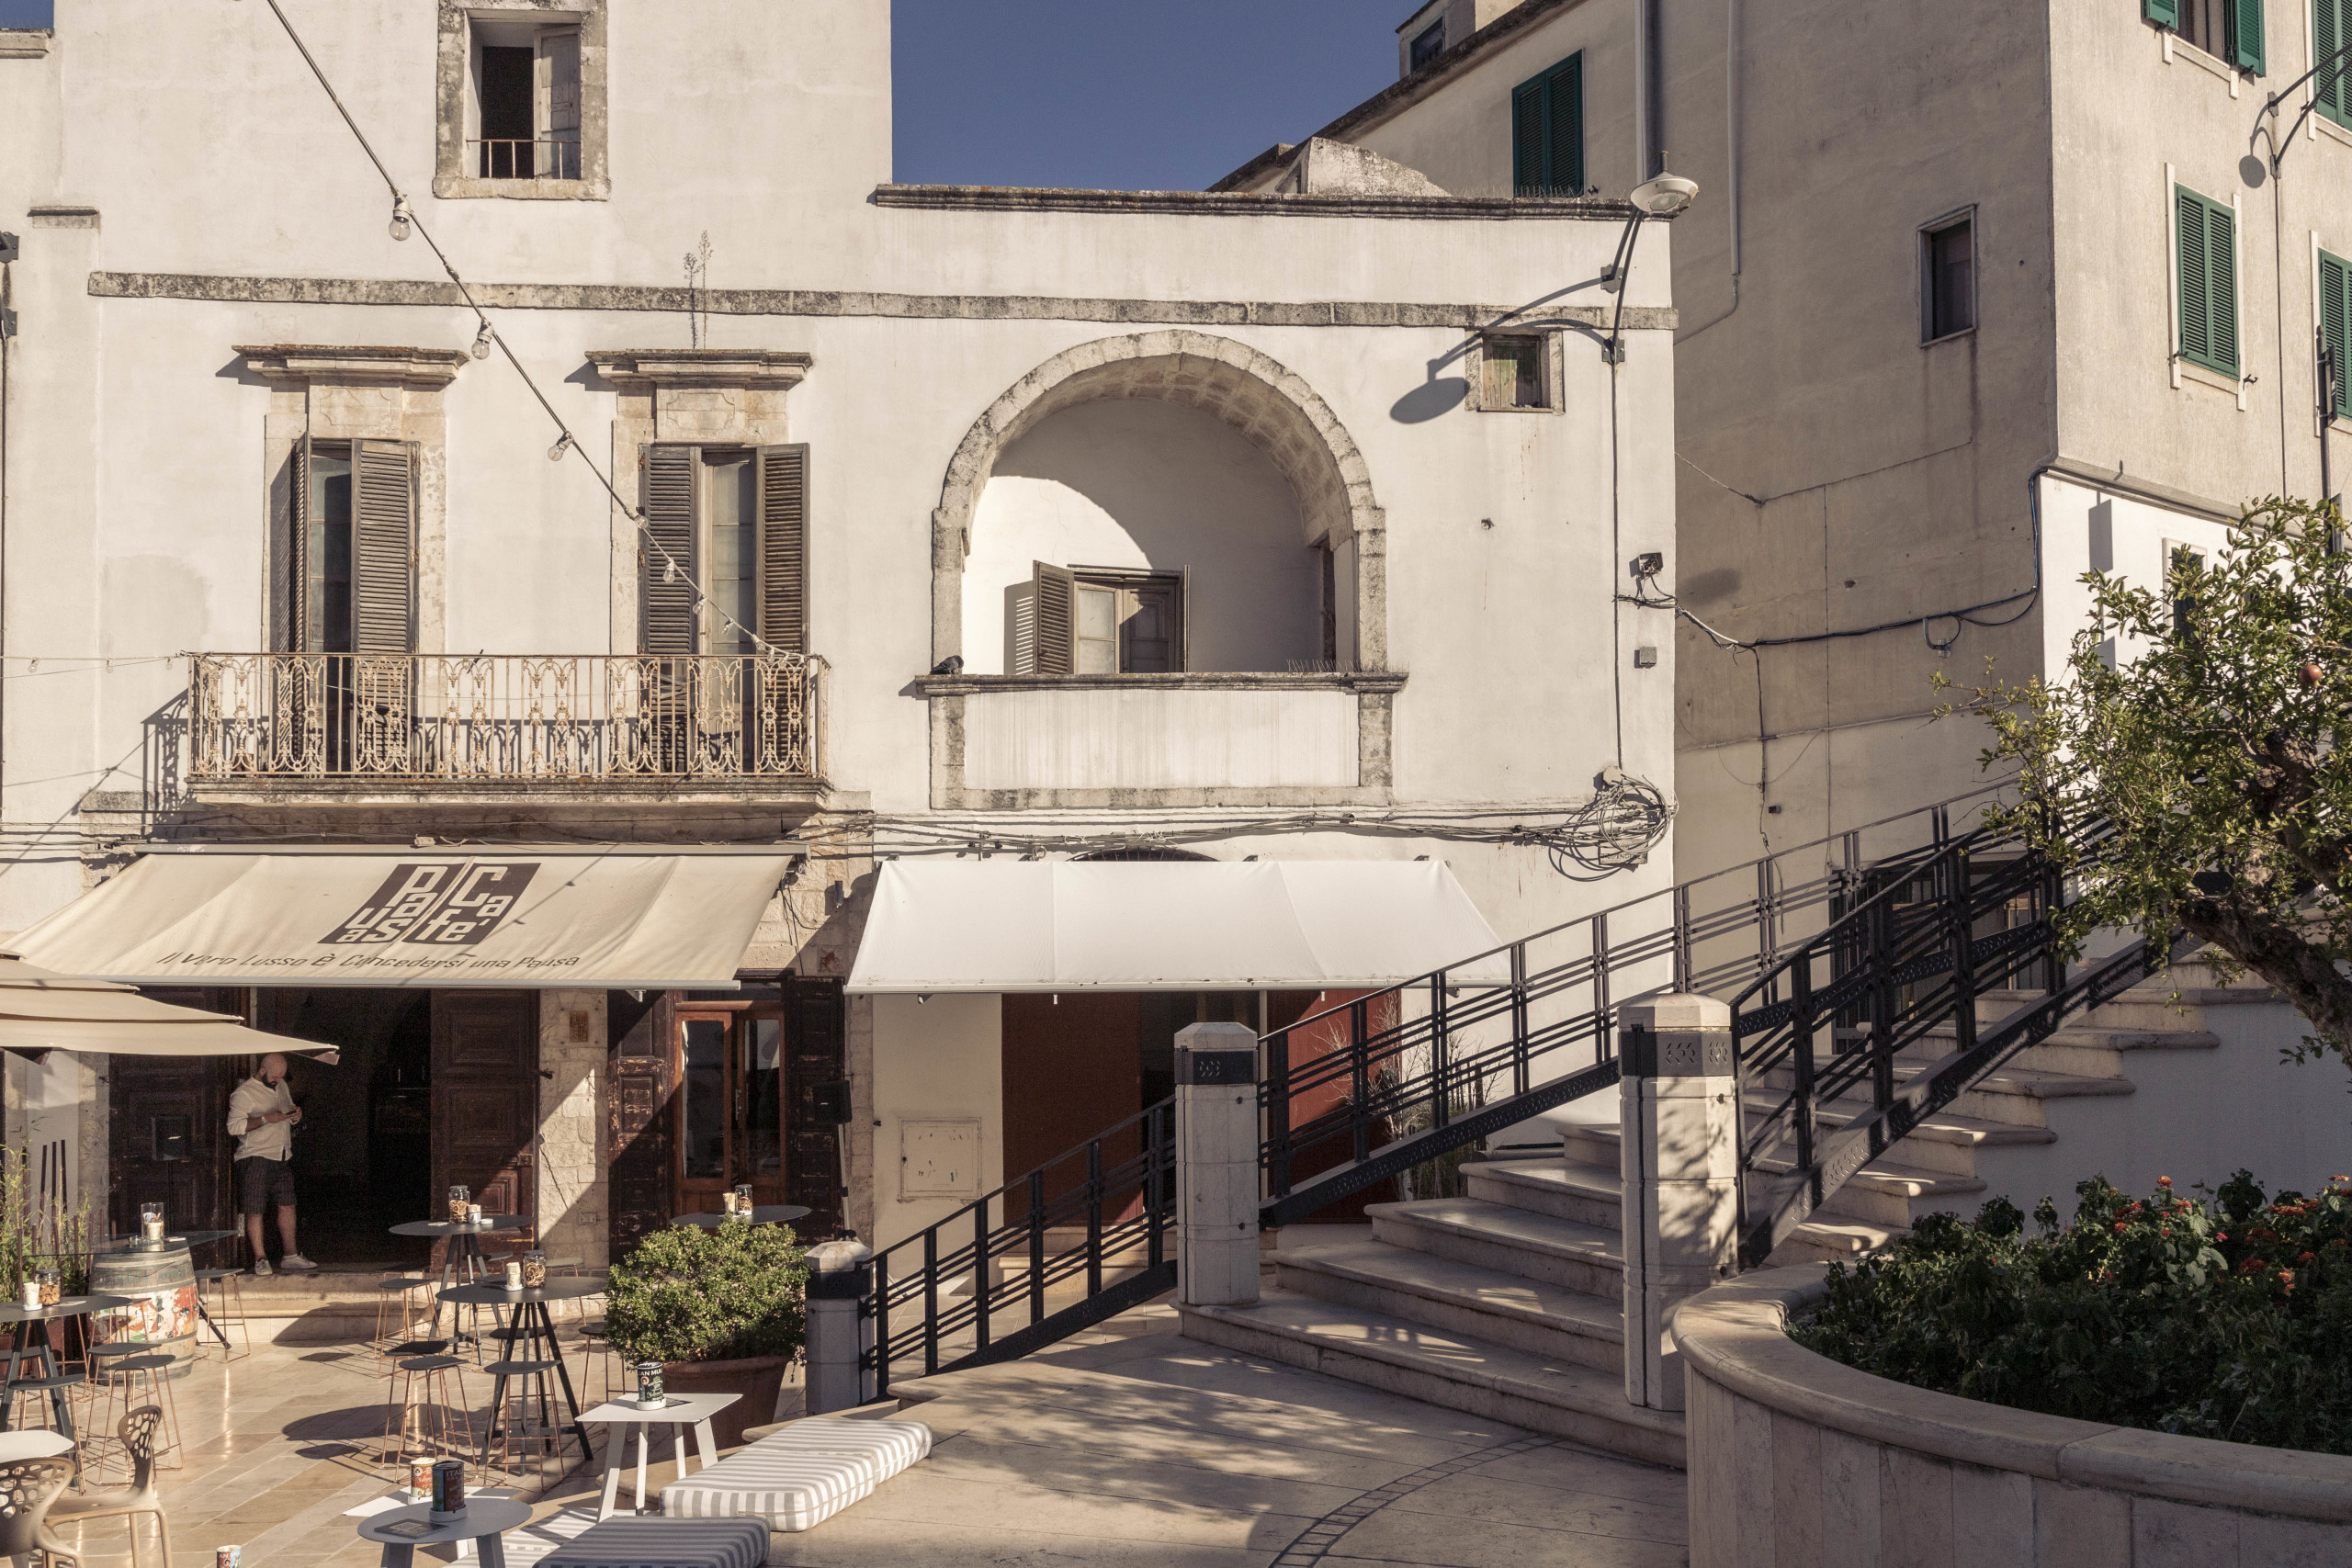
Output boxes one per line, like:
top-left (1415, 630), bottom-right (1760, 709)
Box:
top-left (0, 952), bottom-right (339, 1062)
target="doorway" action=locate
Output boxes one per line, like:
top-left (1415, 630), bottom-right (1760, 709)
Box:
top-left (674, 998), bottom-right (787, 1218)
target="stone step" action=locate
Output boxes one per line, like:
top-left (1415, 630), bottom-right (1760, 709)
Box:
top-left (1746, 1151), bottom-right (1985, 1229)
top-left (1366, 1198), bottom-right (1623, 1296)
top-left (1460, 1160), bottom-right (1622, 1230)
top-left (1753, 1055), bottom-right (2133, 1130)
top-left (1564, 1102), bottom-right (2052, 1184)
top-left (1272, 1237), bottom-right (1623, 1371)
top-left (1177, 1289), bottom-right (1686, 1469)
top-left (1920, 1021), bottom-right (2220, 1079)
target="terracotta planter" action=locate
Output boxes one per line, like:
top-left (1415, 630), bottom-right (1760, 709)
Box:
top-left (657, 1354), bottom-right (788, 1450)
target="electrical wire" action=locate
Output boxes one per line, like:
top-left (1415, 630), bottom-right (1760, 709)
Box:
top-left (1618, 579), bottom-right (2038, 652)
top-left (253, 0), bottom-right (779, 657)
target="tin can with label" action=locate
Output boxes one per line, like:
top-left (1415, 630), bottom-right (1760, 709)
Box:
top-left (408, 1458), bottom-right (433, 1498)
top-left (429, 1457), bottom-right (465, 1519)
top-left (635, 1360), bottom-right (665, 1407)
top-left (215, 1548), bottom-right (241, 1568)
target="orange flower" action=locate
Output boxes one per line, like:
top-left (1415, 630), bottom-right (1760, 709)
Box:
top-left (2158, 1176), bottom-right (2173, 1187)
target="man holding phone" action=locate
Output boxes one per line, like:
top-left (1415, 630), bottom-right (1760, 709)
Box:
top-left (227, 1053), bottom-right (319, 1276)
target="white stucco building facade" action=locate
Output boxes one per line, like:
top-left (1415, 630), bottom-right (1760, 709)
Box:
top-left (0, 0), bottom-right (1679, 1271)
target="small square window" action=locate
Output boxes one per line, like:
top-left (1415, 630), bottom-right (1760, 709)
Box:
top-left (1922, 214), bottom-right (1976, 341)
top-left (1409, 19), bottom-right (1447, 72)
top-left (1482, 335), bottom-right (1548, 410)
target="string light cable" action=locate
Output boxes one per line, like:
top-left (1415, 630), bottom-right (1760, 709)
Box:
top-left (247, 0), bottom-right (775, 656)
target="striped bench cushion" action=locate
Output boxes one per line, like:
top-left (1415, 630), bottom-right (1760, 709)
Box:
top-left (660, 1416), bottom-right (933, 1532)
top-left (538, 1517), bottom-right (769, 1568)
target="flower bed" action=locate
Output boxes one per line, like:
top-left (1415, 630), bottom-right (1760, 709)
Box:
top-left (1793, 1172), bottom-right (2352, 1455)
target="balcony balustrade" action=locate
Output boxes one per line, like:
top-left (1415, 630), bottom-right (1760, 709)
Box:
top-left (187, 652), bottom-right (825, 786)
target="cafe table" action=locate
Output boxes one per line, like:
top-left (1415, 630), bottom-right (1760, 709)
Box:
top-left (438, 1276), bottom-right (604, 1465)
top-left (96, 1229), bottom-right (240, 1353)
top-left (354, 1497), bottom-right (531, 1568)
top-left (670, 1204), bottom-right (811, 1228)
top-left (390, 1215), bottom-right (535, 1342)
top-left (0, 1293), bottom-right (137, 1447)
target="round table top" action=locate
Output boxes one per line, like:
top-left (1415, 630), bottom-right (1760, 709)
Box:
top-left (95, 1228), bottom-right (236, 1254)
top-left (438, 1276), bottom-right (605, 1307)
top-left (578, 1390), bottom-right (740, 1423)
top-left (672, 1205), bottom-right (811, 1228)
top-left (389, 1215), bottom-right (534, 1237)
top-left (355, 1498), bottom-right (532, 1547)
top-left (0, 1430), bottom-right (73, 1461)
top-left (0, 1293), bottom-right (138, 1324)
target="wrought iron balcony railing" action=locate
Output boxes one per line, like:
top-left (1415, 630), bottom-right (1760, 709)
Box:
top-left (187, 652), bottom-right (825, 784)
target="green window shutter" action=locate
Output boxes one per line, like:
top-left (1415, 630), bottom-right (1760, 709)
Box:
top-left (1511, 79), bottom-right (1544, 196)
top-left (2177, 187), bottom-right (2211, 369)
top-left (1546, 55), bottom-right (1584, 196)
top-left (2232, 0), bottom-right (2265, 72)
top-left (640, 445), bottom-right (698, 655)
top-left (2206, 199), bottom-right (2239, 375)
top-left (2324, 251), bottom-right (2351, 418)
top-left (754, 444), bottom-right (808, 656)
top-left (2144, 0), bottom-right (2179, 24)
top-left (2320, 0), bottom-right (2346, 125)
top-left (350, 439), bottom-right (415, 653)
top-left (290, 434), bottom-right (319, 653)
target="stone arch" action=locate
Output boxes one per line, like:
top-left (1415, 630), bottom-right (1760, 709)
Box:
top-left (932, 331), bottom-right (1386, 671)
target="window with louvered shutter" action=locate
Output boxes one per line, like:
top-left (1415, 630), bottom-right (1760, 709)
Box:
top-left (640, 445), bottom-right (698, 655)
top-left (289, 434), bottom-right (317, 652)
top-left (755, 445), bottom-right (808, 655)
top-left (1510, 52), bottom-right (1583, 197)
top-left (2325, 251), bottom-right (2352, 419)
top-left (1031, 561), bottom-right (1076, 675)
top-left (2145, 0), bottom-right (2180, 25)
top-left (350, 440), bottom-right (416, 654)
top-left (2321, 0), bottom-right (2350, 126)
top-left (2233, 0), bottom-right (2265, 72)
top-left (2176, 186), bottom-right (2239, 378)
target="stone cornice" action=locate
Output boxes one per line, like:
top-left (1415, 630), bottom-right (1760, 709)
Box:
top-left (585, 348), bottom-right (814, 389)
top-left (0, 28), bottom-right (51, 59)
top-left (919, 671), bottom-right (1408, 696)
top-left (874, 184), bottom-right (1643, 223)
top-left (233, 344), bottom-right (470, 388)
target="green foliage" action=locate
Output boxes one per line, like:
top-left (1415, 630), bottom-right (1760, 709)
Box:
top-left (1941, 498), bottom-right (2352, 1071)
top-left (604, 1221), bottom-right (808, 1367)
top-left (0, 1146), bottom-right (94, 1295)
top-left (1793, 1173), bottom-right (2352, 1454)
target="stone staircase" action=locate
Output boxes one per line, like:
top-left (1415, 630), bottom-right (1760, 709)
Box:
top-left (1179, 953), bottom-right (2263, 1469)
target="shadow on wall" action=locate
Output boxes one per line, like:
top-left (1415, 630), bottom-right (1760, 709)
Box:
top-left (964, 400), bottom-right (1324, 674)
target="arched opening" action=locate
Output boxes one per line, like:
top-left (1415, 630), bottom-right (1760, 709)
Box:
top-left (932, 332), bottom-right (1387, 675)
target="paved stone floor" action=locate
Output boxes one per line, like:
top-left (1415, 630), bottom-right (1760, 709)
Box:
top-left (37, 1303), bottom-right (1687, 1566)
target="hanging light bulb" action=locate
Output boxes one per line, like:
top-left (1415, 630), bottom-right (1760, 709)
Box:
top-left (548, 431), bottom-right (573, 462)
top-left (470, 321), bottom-right (494, 360)
top-left (388, 195), bottom-right (413, 243)
top-left (663, 558), bottom-right (677, 584)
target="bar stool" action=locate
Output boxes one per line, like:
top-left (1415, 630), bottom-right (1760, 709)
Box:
top-left (80, 1349), bottom-right (179, 1484)
top-left (571, 1319), bottom-right (614, 1406)
top-left (372, 1275), bottom-right (431, 1352)
top-left (481, 1357), bottom-right (567, 1477)
top-left (5, 1363), bottom-right (85, 1477)
top-left (381, 1354), bottom-right (475, 1473)
top-left (194, 1267), bottom-right (252, 1363)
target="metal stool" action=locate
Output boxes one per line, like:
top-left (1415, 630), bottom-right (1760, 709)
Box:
top-left (481, 1358), bottom-right (568, 1477)
top-left (371, 1275), bottom-right (430, 1351)
top-left (382, 1355), bottom-right (475, 1473)
top-left (194, 1268), bottom-right (252, 1363)
top-left (5, 1368), bottom-right (86, 1478)
top-left (571, 1320), bottom-right (615, 1406)
top-left (80, 1350), bottom-right (179, 1483)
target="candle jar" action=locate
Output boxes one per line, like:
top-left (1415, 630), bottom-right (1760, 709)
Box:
top-left (733, 1182), bottom-right (755, 1213)
top-left (17, 1280), bottom-right (38, 1311)
top-left (520, 1250), bottom-right (548, 1289)
top-left (36, 1269), bottom-right (59, 1307)
top-left (140, 1201), bottom-right (165, 1246)
top-left (466, 1203), bottom-right (483, 1226)
top-left (447, 1185), bottom-right (470, 1225)
top-left (634, 1360), bottom-right (665, 1407)
top-left (502, 1260), bottom-right (523, 1292)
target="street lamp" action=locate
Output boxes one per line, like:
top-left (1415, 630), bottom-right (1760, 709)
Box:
top-left (1601, 166), bottom-right (1700, 363)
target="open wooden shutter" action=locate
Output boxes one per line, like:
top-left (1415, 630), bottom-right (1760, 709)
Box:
top-left (350, 439), bottom-right (415, 653)
top-left (290, 434), bottom-right (320, 651)
top-left (2323, 0), bottom-right (2346, 121)
top-left (2324, 252), bottom-right (2351, 419)
top-left (2206, 199), bottom-right (2238, 375)
top-left (1546, 56), bottom-right (1583, 196)
top-left (537, 25), bottom-right (582, 177)
top-left (755, 444), bottom-right (808, 655)
top-left (1032, 561), bottom-right (1076, 675)
top-left (640, 445), bottom-right (698, 655)
top-left (2143, 0), bottom-right (2179, 25)
top-left (2231, 0), bottom-right (2264, 72)
top-left (2177, 188), bottom-right (2213, 370)
top-left (1510, 79), bottom-right (1544, 196)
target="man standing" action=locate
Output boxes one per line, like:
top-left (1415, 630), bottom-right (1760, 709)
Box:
top-left (228, 1053), bottom-right (319, 1276)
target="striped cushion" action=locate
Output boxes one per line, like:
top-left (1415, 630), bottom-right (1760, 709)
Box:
top-left (660, 1416), bottom-right (933, 1532)
top-left (538, 1517), bottom-right (768, 1568)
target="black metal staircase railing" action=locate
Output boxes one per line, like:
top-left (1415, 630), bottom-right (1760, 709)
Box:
top-left (864, 782), bottom-right (2074, 1392)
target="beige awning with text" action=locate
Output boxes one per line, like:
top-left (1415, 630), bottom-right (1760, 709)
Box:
top-left (10, 849), bottom-right (790, 989)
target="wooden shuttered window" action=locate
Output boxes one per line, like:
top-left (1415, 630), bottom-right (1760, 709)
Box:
top-left (288, 436), bottom-right (413, 653)
top-left (1510, 53), bottom-right (1583, 197)
top-left (2144, 0), bottom-right (2180, 25)
top-left (755, 445), bottom-right (808, 655)
top-left (1029, 561), bottom-right (1076, 675)
top-left (290, 434), bottom-right (318, 652)
top-left (639, 445), bottom-right (698, 655)
top-left (2322, 0), bottom-right (2351, 125)
top-left (2233, 0), bottom-right (2265, 72)
top-left (2175, 186), bottom-right (2239, 378)
top-left (2324, 251), bottom-right (2352, 420)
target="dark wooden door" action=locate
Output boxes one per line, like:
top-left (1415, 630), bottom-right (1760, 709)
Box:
top-left (110, 988), bottom-right (244, 1239)
top-left (430, 991), bottom-right (537, 1226)
top-left (783, 976), bottom-right (845, 1236)
top-left (606, 989), bottom-right (676, 1258)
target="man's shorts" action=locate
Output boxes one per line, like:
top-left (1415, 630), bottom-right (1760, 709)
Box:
top-left (235, 1156), bottom-right (297, 1214)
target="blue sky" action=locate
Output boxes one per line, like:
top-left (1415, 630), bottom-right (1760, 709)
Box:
top-left (0, 1), bottom-right (1396, 192)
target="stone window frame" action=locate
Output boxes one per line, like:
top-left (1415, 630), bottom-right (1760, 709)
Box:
top-left (435, 0), bottom-right (609, 202)
top-left (1467, 328), bottom-right (1566, 414)
top-left (236, 345), bottom-right (469, 655)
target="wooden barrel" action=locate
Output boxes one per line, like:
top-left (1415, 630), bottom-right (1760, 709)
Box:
top-left (89, 1238), bottom-right (198, 1379)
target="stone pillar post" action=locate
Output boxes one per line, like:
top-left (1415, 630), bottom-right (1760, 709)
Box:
top-left (1619, 991), bottom-right (1737, 1412)
top-left (803, 1234), bottom-right (876, 1415)
top-left (1175, 1022), bottom-right (1260, 1308)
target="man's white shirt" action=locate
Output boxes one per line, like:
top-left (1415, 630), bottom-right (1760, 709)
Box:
top-left (227, 1077), bottom-right (296, 1162)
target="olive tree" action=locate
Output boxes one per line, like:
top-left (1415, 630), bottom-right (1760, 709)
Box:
top-left (1942, 498), bottom-right (2352, 1073)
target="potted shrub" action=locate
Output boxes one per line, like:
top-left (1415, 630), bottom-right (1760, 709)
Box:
top-left (605, 1221), bottom-right (808, 1450)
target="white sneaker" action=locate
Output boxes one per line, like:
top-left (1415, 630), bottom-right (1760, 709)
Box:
top-left (250, 1258), bottom-right (273, 1278)
top-left (279, 1254), bottom-right (319, 1273)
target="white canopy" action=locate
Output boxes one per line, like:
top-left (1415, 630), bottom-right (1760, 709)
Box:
top-left (845, 859), bottom-right (1508, 994)
top-left (0, 953), bottom-right (338, 1059)
top-left (11, 849), bottom-right (790, 989)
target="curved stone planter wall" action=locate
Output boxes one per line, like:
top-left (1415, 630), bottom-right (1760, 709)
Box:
top-left (1673, 1268), bottom-right (2352, 1567)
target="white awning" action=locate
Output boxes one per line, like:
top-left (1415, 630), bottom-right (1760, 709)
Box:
top-left (845, 860), bottom-right (1508, 994)
top-left (0, 953), bottom-right (341, 1059)
top-left (10, 849), bottom-right (789, 989)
